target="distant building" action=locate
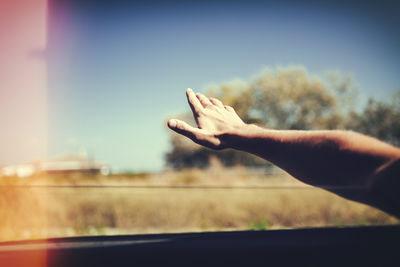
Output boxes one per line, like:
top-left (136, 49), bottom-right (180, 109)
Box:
top-left (0, 155), bottom-right (110, 178)
top-left (0, 164), bottom-right (36, 178)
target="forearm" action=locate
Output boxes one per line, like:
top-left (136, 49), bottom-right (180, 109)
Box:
top-left (222, 124), bottom-right (400, 216)
top-left (223, 124), bottom-right (400, 188)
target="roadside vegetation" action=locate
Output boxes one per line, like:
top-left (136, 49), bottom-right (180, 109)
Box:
top-left (1, 168), bottom-right (398, 242)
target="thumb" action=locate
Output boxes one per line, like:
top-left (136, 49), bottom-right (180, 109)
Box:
top-left (167, 119), bottom-right (202, 141)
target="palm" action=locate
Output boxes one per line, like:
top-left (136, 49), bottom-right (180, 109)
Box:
top-left (168, 88), bottom-right (245, 150)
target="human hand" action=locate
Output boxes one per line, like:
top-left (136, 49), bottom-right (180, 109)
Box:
top-left (167, 88), bottom-right (246, 150)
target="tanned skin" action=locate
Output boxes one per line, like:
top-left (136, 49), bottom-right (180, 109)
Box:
top-left (168, 88), bottom-right (400, 218)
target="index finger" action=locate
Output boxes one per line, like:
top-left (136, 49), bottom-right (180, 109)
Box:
top-left (186, 88), bottom-right (203, 114)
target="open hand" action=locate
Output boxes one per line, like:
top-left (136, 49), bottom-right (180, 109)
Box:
top-left (167, 88), bottom-right (246, 150)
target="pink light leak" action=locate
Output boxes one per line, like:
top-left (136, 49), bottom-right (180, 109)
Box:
top-left (0, 0), bottom-right (48, 165)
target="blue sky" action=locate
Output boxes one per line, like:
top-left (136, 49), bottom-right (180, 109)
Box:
top-left (47, 0), bottom-right (400, 172)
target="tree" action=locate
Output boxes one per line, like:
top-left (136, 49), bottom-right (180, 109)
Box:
top-left (165, 65), bottom-right (398, 169)
top-left (349, 91), bottom-right (400, 146)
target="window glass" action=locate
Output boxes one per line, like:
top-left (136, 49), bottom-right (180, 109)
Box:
top-left (1, 0), bottom-right (399, 242)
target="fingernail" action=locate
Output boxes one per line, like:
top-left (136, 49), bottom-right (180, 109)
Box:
top-left (168, 119), bottom-right (177, 128)
top-left (186, 88), bottom-right (193, 92)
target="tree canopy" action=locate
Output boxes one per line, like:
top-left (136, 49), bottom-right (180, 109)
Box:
top-left (165, 66), bottom-right (400, 169)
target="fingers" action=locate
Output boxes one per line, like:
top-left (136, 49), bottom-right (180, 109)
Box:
top-left (186, 88), bottom-right (203, 114)
top-left (224, 105), bottom-right (234, 112)
top-left (167, 119), bottom-right (201, 141)
top-left (209, 97), bottom-right (224, 108)
top-left (196, 93), bottom-right (212, 107)
top-left (187, 88), bottom-right (223, 110)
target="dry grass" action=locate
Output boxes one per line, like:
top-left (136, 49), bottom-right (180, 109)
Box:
top-left (0, 168), bottom-right (398, 242)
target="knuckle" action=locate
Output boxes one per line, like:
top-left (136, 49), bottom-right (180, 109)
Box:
top-left (211, 98), bottom-right (221, 104)
top-left (207, 105), bottom-right (217, 110)
top-left (197, 109), bottom-right (207, 115)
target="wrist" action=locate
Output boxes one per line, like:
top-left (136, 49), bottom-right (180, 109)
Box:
top-left (220, 123), bottom-right (262, 150)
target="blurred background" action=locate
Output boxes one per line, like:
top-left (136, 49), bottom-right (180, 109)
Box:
top-left (0, 0), bottom-right (399, 242)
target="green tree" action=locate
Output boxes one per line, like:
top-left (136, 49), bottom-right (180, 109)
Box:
top-left (349, 91), bottom-right (400, 146)
top-left (248, 67), bottom-right (357, 130)
top-left (165, 65), bottom-right (398, 169)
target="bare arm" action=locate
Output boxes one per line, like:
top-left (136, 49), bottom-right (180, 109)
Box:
top-left (168, 88), bottom-right (400, 217)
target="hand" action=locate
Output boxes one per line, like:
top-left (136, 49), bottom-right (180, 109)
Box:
top-left (167, 88), bottom-right (246, 150)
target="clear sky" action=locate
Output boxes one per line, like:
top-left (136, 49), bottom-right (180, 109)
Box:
top-left (14, 0), bottom-right (400, 172)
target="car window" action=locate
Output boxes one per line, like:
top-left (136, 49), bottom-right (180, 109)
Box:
top-left (1, 0), bottom-right (399, 242)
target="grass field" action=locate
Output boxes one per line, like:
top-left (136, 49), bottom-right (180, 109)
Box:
top-left (0, 168), bottom-right (398, 242)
